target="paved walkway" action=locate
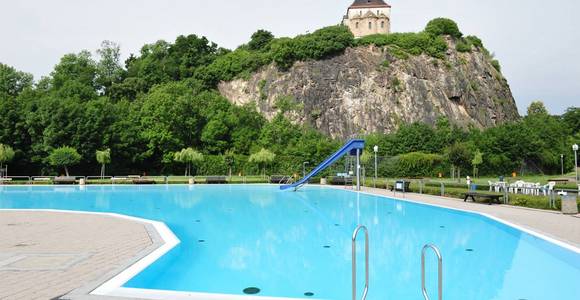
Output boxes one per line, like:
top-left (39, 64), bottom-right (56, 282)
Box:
top-left (359, 186), bottom-right (580, 248)
top-left (0, 211), bottom-right (155, 300)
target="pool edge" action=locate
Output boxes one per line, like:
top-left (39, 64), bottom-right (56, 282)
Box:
top-left (329, 186), bottom-right (580, 255)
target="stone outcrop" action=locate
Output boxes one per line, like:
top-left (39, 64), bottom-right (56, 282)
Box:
top-left (218, 39), bottom-right (520, 139)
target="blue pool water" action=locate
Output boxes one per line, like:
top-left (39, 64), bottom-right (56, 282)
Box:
top-left (0, 185), bottom-right (579, 299)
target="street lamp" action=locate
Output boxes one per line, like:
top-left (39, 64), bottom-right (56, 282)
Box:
top-left (373, 145), bottom-right (379, 188)
top-left (303, 161), bottom-right (309, 178)
top-left (573, 144), bottom-right (579, 182)
top-left (561, 154), bottom-right (564, 176)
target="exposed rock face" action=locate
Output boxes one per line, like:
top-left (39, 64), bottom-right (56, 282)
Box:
top-left (218, 39), bottom-right (520, 139)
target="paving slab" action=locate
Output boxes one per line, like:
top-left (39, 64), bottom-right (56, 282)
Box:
top-left (0, 211), bottom-right (155, 300)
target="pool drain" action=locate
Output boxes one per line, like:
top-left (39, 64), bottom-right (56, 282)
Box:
top-left (439, 225), bottom-right (445, 228)
top-left (198, 240), bottom-right (205, 243)
top-left (334, 223), bottom-right (340, 226)
top-left (304, 292), bottom-right (314, 297)
top-left (243, 287), bottom-right (260, 294)
top-left (323, 245), bottom-right (331, 249)
top-left (466, 248), bottom-right (474, 252)
top-left (195, 220), bottom-right (201, 223)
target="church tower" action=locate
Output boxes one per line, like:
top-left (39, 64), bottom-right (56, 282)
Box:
top-left (342, 0), bottom-right (391, 38)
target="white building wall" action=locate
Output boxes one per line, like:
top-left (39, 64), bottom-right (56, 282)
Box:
top-left (344, 7), bottom-right (391, 37)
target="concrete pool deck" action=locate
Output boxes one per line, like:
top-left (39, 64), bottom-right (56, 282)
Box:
top-left (0, 211), bottom-right (158, 300)
top-left (356, 186), bottom-right (580, 248)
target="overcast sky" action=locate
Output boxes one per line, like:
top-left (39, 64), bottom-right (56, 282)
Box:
top-left (1, 0), bottom-right (578, 114)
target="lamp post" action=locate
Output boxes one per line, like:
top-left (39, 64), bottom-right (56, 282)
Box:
top-left (303, 161), bottom-right (309, 178)
top-left (561, 154), bottom-right (564, 176)
top-left (573, 144), bottom-right (579, 182)
top-left (373, 145), bottom-right (379, 188)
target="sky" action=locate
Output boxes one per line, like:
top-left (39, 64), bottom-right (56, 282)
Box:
top-left (1, 0), bottom-right (578, 115)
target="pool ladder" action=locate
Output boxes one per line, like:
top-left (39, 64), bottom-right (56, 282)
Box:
top-left (351, 226), bottom-right (443, 300)
top-left (421, 244), bottom-right (443, 300)
top-left (352, 225), bottom-right (369, 300)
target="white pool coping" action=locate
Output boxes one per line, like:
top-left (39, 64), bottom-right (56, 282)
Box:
top-left (2, 184), bottom-right (579, 300)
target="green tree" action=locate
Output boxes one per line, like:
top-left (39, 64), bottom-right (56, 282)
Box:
top-left (96, 149), bottom-right (111, 178)
top-left (446, 142), bottom-right (472, 180)
top-left (96, 40), bottom-right (125, 94)
top-left (0, 63), bottom-right (33, 97)
top-left (527, 101), bottom-right (548, 116)
top-left (0, 144), bottom-right (15, 177)
top-left (48, 147), bottom-right (81, 176)
top-left (248, 30), bottom-right (274, 51)
top-left (425, 18), bottom-right (463, 38)
top-left (562, 107), bottom-right (580, 134)
top-left (249, 148), bottom-right (276, 177)
top-left (472, 150), bottom-right (483, 177)
top-left (174, 148), bottom-right (203, 176)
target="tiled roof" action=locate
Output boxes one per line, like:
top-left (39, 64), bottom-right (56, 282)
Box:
top-left (349, 0), bottom-right (391, 8)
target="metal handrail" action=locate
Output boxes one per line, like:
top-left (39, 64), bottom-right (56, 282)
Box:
top-left (352, 225), bottom-right (369, 300)
top-left (421, 244), bottom-right (443, 300)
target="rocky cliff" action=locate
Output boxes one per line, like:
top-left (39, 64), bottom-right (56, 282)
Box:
top-left (218, 38), bottom-right (519, 139)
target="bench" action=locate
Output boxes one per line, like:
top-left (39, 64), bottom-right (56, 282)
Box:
top-left (53, 177), bottom-right (77, 185)
top-left (206, 176), bottom-right (228, 184)
top-left (329, 176), bottom-right (353, 185)
top-left (132, 179), bottom-right (156, 185)
top-left (33, 177), bottom-right (51, 181)
top-left (463, 192), bottom-right (503, 205)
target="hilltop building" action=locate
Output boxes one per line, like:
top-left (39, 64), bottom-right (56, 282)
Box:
top-left (342, 0), bottom-right (391, 38)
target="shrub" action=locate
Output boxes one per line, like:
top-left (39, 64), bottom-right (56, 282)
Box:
top-left (380, 60), bottom-right (390, 69)
top-left (425, 18), bottom-right (463, 38)
top-left (491, 59), bottom-right (502, 73)
top-left (271, 25), bottom-right (354, 70)
top-left (465, 35), bottom-right (484, 48)
top-left (248, 30), bottom-right (274, 51)
top-left (357, 32), bottom-right (448, 59)
top-left (456, 40), bottom-right (472, 52)
top-left (396, 152), bottom-right (445, 177)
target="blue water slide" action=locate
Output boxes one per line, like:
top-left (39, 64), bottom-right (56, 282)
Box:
top-left (280, 139), bottom-right (365, 191)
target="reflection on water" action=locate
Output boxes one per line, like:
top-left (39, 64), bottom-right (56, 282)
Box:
top-left (0, 185), bottom-right (578, 300)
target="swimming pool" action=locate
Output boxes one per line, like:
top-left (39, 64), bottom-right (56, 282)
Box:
top-left (0, 185), bottom-right (579, 299)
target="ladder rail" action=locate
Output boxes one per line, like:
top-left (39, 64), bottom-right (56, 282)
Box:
top-left (352, 225), bottom-right (369, 300)
top-left (421, 244), bottom-right (443, 300)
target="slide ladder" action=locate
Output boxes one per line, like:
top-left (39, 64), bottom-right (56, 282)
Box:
top-left (280, 139), bottom-right (365, 191)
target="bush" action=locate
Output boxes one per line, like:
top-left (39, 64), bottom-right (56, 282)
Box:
top-left (357, 32), bottom-right (448, 59)
top-left (425, 18), bottom-right (463, 39)
top-left (465, 35), bottom-right (484, 49)
top-left (491, 59), bottom-right (502, 73)
top-left (456, 40), bottom-right (472, 52)
top-left (271, 25), bottom-right (354, 70)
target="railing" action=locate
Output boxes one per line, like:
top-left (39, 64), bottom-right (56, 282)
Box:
top-left (421, 244), bottom-right (443, 300)
top-left (352, 225), bottom-right (369, 300)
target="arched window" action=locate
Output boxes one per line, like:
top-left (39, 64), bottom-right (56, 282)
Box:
top-left (369, 22), bottom-right (372, 29)
top-left (381, 21), bottom-right (385, 28)
top-left (355, 22), bottom-right (359, 29)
